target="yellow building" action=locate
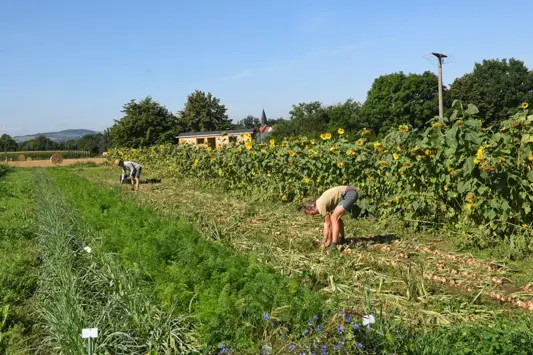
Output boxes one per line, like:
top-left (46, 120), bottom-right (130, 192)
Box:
top-left (177, 129), bottom-right (255, 149)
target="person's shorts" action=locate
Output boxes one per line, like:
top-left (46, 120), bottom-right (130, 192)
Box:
top-left (338, 186), bottom-right (358, 212)
top-left (132, 167), bottom-right (142, 178)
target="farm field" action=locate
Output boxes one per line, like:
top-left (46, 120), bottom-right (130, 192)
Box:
top-left (3, 150), bottom-right (92, 161)
top-left (2, 164), bottom-right (533, 354)
top-left (6, 157), bottom-right (105, 167)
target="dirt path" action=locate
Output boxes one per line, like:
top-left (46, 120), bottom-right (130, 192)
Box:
top-left (7, 158), bottom-right (105, 168)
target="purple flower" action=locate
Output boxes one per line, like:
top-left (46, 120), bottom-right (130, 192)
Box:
top-left (353, 323), bottom-right (360, 330)
top-left (288, 344), bottom-right (296, 351)
top-left (321, 345), bottom-right (327, 351)
top-left (263, 314), bottom-right (270, 321)
top-left (313, 315), bottom-right (319, 320)
top-left (309, 320), bottom-right (314, 325)
top-left (338, 311), bottom-right (345, 317)
top-left (316, 325), bottom-right (323, 331)
top-left (337, 327), bottom-right (343, 333)
top-left (357, 343), bottom-right (363, 349)
top-left (345, 315), bottom-right (352, 322)
top-left (303, 329), bottom-right (310, 335)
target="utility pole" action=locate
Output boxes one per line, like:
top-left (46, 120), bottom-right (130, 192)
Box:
top-left (432, 52), bottom-right (447, 119)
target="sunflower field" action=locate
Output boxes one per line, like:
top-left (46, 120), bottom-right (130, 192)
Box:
top-left (108, 102), bottom-right (533, 257)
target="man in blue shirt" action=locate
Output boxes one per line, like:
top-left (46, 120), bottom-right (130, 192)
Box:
top-left (115, 159), bottom-right (142, 191)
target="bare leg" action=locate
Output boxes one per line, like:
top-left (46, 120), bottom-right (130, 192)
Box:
top-left (338, 218), bottom-right (345, 242)
top-left (321, 220), bottom-right (332, 247)
top-left (135, 177), bottom-right (140, 191)
top-left (331, 206), bottom-right (347, 245)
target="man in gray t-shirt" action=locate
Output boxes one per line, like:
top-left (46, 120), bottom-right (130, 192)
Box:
top-left (115, 159), bottom-right (142, 191)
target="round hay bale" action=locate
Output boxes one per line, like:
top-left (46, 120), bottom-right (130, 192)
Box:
top-left (26, 157), bottom-right (33, 161)
top-left (18, 154), bottom-right (26, 161)
top-left (50, 153), bottom-right (64, 165)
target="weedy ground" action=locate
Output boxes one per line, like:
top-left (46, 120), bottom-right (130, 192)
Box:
top-left (3, 165), bottom-right (533, 354)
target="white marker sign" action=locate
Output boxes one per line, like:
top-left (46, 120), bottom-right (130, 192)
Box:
top-left (82, 328), bottom-right (98, 339)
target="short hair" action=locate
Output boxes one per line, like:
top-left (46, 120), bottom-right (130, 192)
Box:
top-left (300, 200), bottom-right (316, 213)
top-left (114, 159), bottom-right (123, 166)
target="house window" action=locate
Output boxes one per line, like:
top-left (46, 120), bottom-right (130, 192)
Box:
top-left (196, 138), bottom-right (205, 145)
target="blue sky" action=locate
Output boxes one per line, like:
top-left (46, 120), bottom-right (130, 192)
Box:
top-left (1, 0), bottom-right (531, 136)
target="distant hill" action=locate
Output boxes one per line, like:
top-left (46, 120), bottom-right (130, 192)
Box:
top-left (14, 129), bottom-right (97, 143)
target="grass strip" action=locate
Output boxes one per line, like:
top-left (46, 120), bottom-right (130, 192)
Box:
top-left (33, 170), bottom-right (198, 354)
top-left (0, 169), bottom-right (39, 354)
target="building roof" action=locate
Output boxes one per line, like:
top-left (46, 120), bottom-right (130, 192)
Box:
top-left (258, 125), bottom-right (273, 133)
top-left (177, 129), bottom-right (254, 138)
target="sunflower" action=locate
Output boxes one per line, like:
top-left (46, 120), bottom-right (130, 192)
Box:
top-left (261, 149), bottom-right (268, 154)
top-left (303, 177), bottom-right (310, 184)
top-left (444, 185), bottom-right (448, 191)
top-left (282, 141), bottom-right (289, 147)
top-left (346, 150), bottom-right (356, 157)
top-left (374, 142), bottom-right (384, 153)
top-left (310, 139), bottom-right (316, 145)
top-left (267, 172), bottom-right (272, 177)
top-left (236, 147), bottom-right (242, 152)
top-left (393, 153), bottom-right (400, 160)
top-left (330, 146), bottom-right (337, 153)
top-left (402, 162), bottom-right (412, 168)
top-left (245, 141), bottom-right (253, 150)
top-left (325, 133), bottom-right (332, 140)
top-left (159, 144), bottom-right (166, 149)
top-left (465, 192), bottom-right (477, 203)
top-left (432, 122), bottom-right (444, 128)
top-left (522, 102), bottom-right (529, 109)
top-left (456, 120), bottom-right (464, 126)
top-left (474, 147), bottom-right (484, 164)
top-left (320, 133), bottom-right (327, 140)
top-left (337, 161), bottom-right (345, 169)
top-left (360, 129), bottom-right (372, 136)
top-left (399, 125), bottom-right (409, 133)
top-left (316, 177), bottom-right (321, 183)
top-left (282, 195), bottom-right (288, 201)
top-left (269, 139), bottom-right (275, 146)
top-left (338, 128), bottom-right (345, 135)
top-left (378, 161), bottom-right (389, 167)
top-left (529, 152), bottom-right (533, 162)
top-left (356, 139), bottom-right (365, 146)
top-left (288, 150), bottom-right (296, 157)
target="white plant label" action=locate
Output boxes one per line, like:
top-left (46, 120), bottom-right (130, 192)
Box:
top-left (82, 328), bottom-right (98, 338)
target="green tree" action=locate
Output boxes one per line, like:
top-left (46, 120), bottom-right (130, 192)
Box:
top-left (77, 133), bottom-right (107, 155)
top-left (20, 135), bottom-right (57, 151)
top-left (0, 134), bottom-right (18, 152)
top-left (270, 99), bottom-right (362, 140)
top-left (109, 96), bottom-right (177, 148)
top-left (449, 58), bottom-right (533, 125)
top-left (178, 90), bottom-right (232, 132)
top-left (235, 115), bottom-right (261, 129)
top-left (360, 71), bottom-right (440, 134)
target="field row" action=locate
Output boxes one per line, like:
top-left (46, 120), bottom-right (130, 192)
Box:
top-left (77, 166), bottom-right (533, 354)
